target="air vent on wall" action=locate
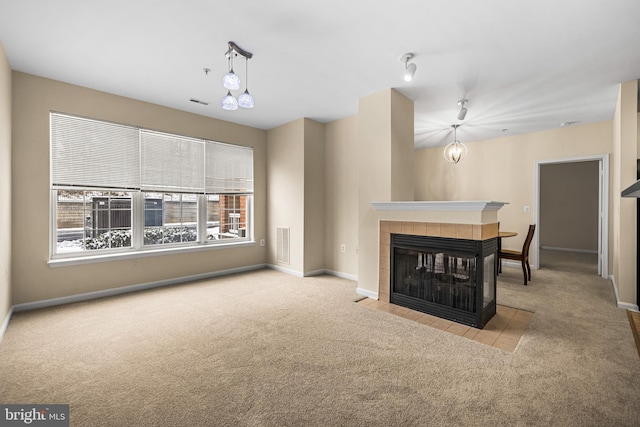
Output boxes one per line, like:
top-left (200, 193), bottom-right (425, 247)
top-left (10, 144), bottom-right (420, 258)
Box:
top-left (277, 227), bottom-right (290, 264)
top-left (190, 98), bottom-right (209, 106)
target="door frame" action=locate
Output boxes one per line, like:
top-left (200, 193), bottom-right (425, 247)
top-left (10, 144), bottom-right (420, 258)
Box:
top-left (534, 154), bottom-right (609, 278)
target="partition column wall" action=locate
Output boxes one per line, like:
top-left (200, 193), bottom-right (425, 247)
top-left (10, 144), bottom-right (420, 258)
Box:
top-left (357, 89), bottom-right (414, 297)
top-left (266, 118), bottom-right (326, 277)
top-left (612, 79), bottom-right (638, 309)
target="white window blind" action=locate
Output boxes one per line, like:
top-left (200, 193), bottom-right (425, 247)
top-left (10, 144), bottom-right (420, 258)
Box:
top-left (205, 141), bottom-right (254, 194)
top-left (51, 113), bottom-right (253, 195)
top-left (140, 131), bottom-right (205, 193)
top-left (51, 113), bottom-right (140, 189)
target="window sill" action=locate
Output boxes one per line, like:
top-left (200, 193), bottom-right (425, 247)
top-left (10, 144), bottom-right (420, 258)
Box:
top-left (48, 240), bottom-right (255, 268)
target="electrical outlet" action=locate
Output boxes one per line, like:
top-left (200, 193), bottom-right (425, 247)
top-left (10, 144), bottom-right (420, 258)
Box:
top-left (260, 239), bottom-right (265, 246)
top-left (340, 244), bottom-right (346, 253)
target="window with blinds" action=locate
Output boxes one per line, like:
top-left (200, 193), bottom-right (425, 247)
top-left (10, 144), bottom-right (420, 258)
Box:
top-left (140, 130), bottom-right (205, 193)
top-left (51, 114), bottom-right (140, 189)
top-left (50, 112), bottom-right (254, 259)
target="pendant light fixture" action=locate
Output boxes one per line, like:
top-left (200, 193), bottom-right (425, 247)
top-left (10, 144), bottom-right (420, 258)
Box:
top-left (221, 41), bottom-right (254, 110)
top-left (237, 56), bottom-right (254, 108)
top-left (222, 90), bottom-right (239, 110)
top-left (222, 54), bottom-right (241, 91)
top-left (443, 124), bottom-right (468, 164)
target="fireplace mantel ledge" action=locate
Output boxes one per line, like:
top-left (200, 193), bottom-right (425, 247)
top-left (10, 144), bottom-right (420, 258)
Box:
top-left (370, 201), bottom-right (508, 212)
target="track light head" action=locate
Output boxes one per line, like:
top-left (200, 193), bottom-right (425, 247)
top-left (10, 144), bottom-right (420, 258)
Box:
top-left (401, 53), bottom-right (417, 82)
top-left (457, 99), bottom-right (468, 120)
top-left (404, 63), bottom-right (417, 82)
top-left (457, 107), bottom-right (468, 121)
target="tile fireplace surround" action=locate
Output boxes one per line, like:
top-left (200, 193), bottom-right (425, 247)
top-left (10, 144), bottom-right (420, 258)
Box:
top-left (369, 201), bottom-right (507, 304)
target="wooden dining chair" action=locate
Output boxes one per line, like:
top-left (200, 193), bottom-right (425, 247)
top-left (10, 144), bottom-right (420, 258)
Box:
top-left (498, 224), bottom-right (536, 285)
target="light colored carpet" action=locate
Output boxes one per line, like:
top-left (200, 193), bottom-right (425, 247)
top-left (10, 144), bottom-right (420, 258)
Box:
top-left (0, 251), bottom-right (639, 426)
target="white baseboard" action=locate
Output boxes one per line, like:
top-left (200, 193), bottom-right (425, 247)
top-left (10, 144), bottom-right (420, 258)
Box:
top-left (0, 306), bottom-right (13, 344)
top-left (324, 270), bottom-right (358, 282)
top-left (12, 264), bottom-right (267, 313)
top-left (540, 246), bottom-right (598, 254)
top-left (303, 269), bottom-right (327, 277)
top-left (618, 301), bottom-right (639, 311)
top-left (267, 264), bottom-right (304, 277)
top-left (609, 275), bottom-right (639, 311)
top-left (356, 287), bottom-right (378, 299)
top-left (267, 265), bottom-right (359, 282)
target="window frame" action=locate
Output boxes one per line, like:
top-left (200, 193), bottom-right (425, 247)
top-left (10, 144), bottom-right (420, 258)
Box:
top-left (49, 113), bottom-right (254, 265)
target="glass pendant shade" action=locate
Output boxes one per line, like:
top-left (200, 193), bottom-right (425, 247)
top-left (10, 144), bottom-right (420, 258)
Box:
top-left (443, 140), bottom-right (467, 164)
top-left (238, 90), bottom-right (254, 108)
top-left (443, 124), bottom-right (467, 164)
top-left (222, 70), bottom-right (241, 90)
top-left (222, 91), bottom-right (238, 110)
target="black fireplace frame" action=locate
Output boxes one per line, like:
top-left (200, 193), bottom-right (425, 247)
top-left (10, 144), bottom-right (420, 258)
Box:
top-left (390, 234), bottom-right (498, 328)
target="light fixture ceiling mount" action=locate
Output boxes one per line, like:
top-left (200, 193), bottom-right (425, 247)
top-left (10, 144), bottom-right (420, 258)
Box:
top-left (400, 53), bottom-right (417, 82)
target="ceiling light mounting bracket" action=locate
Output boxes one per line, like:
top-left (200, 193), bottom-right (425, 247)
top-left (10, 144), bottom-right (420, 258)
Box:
top-left (400, 53), bottom-right (414, 64)
top-left (226, 41), bottom-right (253, 60)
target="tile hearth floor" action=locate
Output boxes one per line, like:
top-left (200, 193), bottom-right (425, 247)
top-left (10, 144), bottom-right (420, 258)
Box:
top-left (357, 298), bottom-right (533, 353)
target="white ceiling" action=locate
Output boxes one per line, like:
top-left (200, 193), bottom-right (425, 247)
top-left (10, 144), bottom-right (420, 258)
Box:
top-left (1, 0), bottom-right (639, 149)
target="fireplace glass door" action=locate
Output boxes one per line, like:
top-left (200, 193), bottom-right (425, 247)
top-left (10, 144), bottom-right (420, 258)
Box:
top-left (393, 249), bottom-right (478, 313)
top-left (390, 234), bottom-right (497, 328)
top-left (483, 253), bottom-right (495, 309)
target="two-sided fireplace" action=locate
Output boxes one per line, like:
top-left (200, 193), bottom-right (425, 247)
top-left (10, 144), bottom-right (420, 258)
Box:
top-left (390, 233), bottom-right (497, 328)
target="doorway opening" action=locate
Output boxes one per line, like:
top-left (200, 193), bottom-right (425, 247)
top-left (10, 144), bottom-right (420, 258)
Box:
top-left (534, 154), bottom-right (609, 279)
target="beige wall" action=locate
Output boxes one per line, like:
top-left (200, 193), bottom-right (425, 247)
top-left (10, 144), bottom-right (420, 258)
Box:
top-left (11, 72), bottom-right (267, 305)
top-left (391, 91), bottom-right (415, 202)
top-left (266, 118), bottom-right (327, 276)
top-left (324, 116), bottom-right (358, 278)
top-left (266, 119), bottom-right (305, 273)
top-left (612, 80), bottom-right (638, 306)
top-left (539, 161), bottom-right (599, 252)
top-left (348, 88), bottom-right (639, 306)
top-left (414, 121), bottom-right (613, 265)
top-left (303, 119), bottom-right (326, 274)
top-left (5, 68), bottom-right (638, 311)
top-left (0, 41), bottom-right (11, 324)
top-left (357, 89), bottom-right (414, 295)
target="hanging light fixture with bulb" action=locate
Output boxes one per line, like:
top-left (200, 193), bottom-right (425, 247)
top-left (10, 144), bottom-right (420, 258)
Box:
top-left (443, 124), bottom-right (468, 164)
top-left (221, 41), bottom-right (254, 111)
top-left (400, 53), bottom-right (417, 82)
top-left (237, 56), bottom-right (254, 108)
